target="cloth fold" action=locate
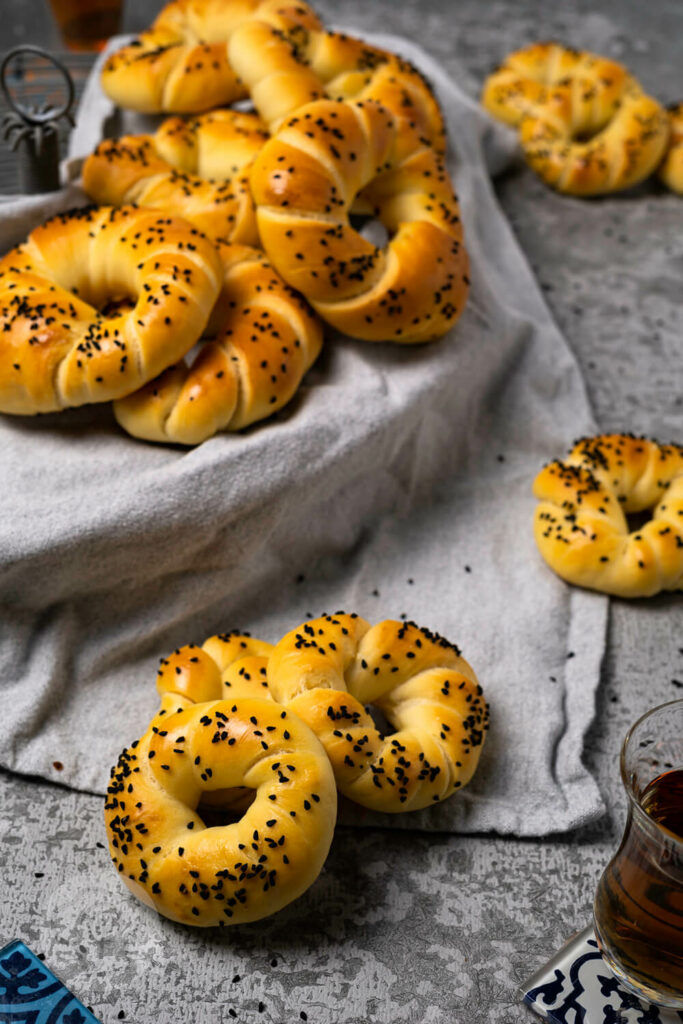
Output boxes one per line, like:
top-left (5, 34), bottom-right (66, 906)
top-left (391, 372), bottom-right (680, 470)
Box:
top-left (0, 34), bottom-right (607, 836)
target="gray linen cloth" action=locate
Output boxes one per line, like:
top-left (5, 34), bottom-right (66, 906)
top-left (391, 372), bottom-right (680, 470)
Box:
top-left (0, 35), bottom-right (607, 836)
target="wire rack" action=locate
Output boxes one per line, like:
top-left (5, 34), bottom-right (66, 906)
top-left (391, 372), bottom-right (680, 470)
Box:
top-left (0, 49), bottom-right (95, 193)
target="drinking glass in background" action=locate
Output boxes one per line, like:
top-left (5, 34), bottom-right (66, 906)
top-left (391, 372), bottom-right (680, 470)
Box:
top-left (46, 0), bottom-right (123, 51)
top-left (594, 699), bottom-right (683, 1008)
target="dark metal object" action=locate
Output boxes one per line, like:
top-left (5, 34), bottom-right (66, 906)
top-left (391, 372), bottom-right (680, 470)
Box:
top-left (0, 45), bottom-right (75, 194)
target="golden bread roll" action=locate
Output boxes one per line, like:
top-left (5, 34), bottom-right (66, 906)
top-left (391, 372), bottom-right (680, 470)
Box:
top-left (101, 0), bottom-right (322, 113)
top-left (104, 697), bottom-right (337, 926)
top-left (533, 434), bottom-right (683, 597)
top-left (228, 21), bottom-right (446, 153)
top-left (658, 102), bottom-right (683, 194)
top-left (267, 613), bottom-right (488, 813)
top-left (114, 241), bottom-right (323, 444)
top-left (82, 110), bottom-right (269, 242)
top-left (483, 43), bottom-right (670, 195)
top-left (0, 205), bottom-right (222, 415)
top-left (249, 98), bottom-right (469, 343)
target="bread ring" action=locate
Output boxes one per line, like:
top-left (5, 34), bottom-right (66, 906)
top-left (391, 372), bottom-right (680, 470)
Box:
top-left (249, 98), bottom-right (469, 343)
top-left (533, 434), bottom-right (683, 597)
top-left (228, 21), bottom-right (446, 154)
top-left (658, 103), bottom-right (683, 194)
top-left (482, 43), bottom-right (670, 195)
top-left (267, 613), bottom-right (488, 813)
top-left (83, 110), bottom-right (270, 243)
top-left (113, 241), bottom-right (323, 444)
top-left (104, 697), bottom-right (337, 926)
top-left (0, 205), bottom-right (222, 415)
top-left (101, 0), bottom-right (322, 114)
top-left (482, 43), bottom-right (633, 132)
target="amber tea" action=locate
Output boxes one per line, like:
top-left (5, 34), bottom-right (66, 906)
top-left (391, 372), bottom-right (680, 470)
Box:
top-left (594, 701), bottom-right (683, 1009)
top-left (47, 0), bottom-right (122, 51)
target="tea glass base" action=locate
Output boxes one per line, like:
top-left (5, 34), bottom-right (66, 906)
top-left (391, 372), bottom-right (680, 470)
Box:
top-left (594, 917), bottom-right (683, 1012)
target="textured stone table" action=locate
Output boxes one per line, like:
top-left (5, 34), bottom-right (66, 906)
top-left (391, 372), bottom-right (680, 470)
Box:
top-left (1, 1), bottom-right (682, 1021)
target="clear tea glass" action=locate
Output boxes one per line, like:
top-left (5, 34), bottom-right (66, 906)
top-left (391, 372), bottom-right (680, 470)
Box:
top-left (594, 699), bottom-right (683, 1007)
top-left (47, 0), bottom-right (123, 51)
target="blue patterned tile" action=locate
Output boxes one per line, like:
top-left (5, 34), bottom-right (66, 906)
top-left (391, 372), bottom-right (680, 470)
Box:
top-left (0, 940), bottom-right (101, 1023)
top-left (522, 927), bottom-right (683, 1024)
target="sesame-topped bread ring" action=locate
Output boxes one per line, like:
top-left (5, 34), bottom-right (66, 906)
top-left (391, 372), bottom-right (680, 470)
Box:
top-left (249, 98), bottom-right (469, 344)
top-left (228, 21), bottom-right (446, 154)
top-left (534, 434), bottom-right (683, 597)
top-left (104, 697), bottom-right (337, 926)
top-left (267, 613), bottom-right (489, 813)
top-left (82, 110), bottom-right (270, 243)
top-left (100, 0), bottom-right (322, 114)
top-left (0, 205), bottom-right (222, 415)
top-left (483, 43), bottom-right (670, 195)
top-left (114, 241), bottom-right (323, 445)
top-left (658, 103), bottom-right (683, 194)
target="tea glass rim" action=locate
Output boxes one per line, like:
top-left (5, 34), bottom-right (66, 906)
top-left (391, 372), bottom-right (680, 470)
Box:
top-left (620, 696), bottom-right (683, 851)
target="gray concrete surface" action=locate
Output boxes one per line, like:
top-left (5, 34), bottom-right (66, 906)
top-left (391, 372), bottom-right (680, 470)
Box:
top-left (1, 1), bottom-right (682, 1022)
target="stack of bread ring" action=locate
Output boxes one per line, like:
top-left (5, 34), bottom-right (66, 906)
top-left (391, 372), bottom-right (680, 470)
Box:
top-left (0, 0), bottom-right (473, 445)
top-left (481, 42), bottom-right (682, 196)
top-left (105, 612), bottom-right (489, 925)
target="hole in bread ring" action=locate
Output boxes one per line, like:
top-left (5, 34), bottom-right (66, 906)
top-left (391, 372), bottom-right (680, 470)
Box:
top-left (250, 98), bottom-right (470, 343)
top-left (533, 434), bottom-right (683, 597)
top-left (266, 613), bottom-right (489, 813)
top-left (0, 205), bottom-right (222, 415)
top-left (105, 697), bottom-right (337, 926)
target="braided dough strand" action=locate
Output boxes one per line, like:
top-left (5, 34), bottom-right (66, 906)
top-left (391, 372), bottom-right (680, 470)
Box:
top-left (101, 0), bottom-right (322, 113)
top-left (105, 697), bottom-right (336, 926)
top-left (114, 241), bottom-right (323, 444)
top-left (0, 206), bottom-right (222, 414)
top-left (534, 434), bottom-right (683, 597)
top-left (83, 110), bottom-right (270, 243)
top-left (267, 613), bottom-right (488, 813)
top-left (250, 98), bottom-right (468, 343)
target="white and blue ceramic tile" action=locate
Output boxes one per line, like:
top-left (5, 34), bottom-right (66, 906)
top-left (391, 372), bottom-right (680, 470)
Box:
top-left (523, 926), bottom-right (683, 1024)
top-left (0, 939), bottom-right (101, 1023)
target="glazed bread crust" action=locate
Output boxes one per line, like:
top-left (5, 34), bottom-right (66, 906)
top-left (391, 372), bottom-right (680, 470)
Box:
top-left (659, 102), bottom-right (683, 194)
top-left (0, 205), bottom-right (222, 414)
top-left (534, 434), bottom-right (683, 597)
top-left (114, 241), bottom-right (323, 444)
top-left (482, 43), bottom-right (670, 195)
top-left (101, 0), bottom-right (322, 113)
top-left (104, 697), bottom-right (337, 926)
top-left (229, 21), bottom-right (446, 153)
top-left (267, 613), bottom-right (488, 813)
top-left (83, 110), bottom-right (270, 242)
top-left (249, 98), bottom-right (468, 343)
